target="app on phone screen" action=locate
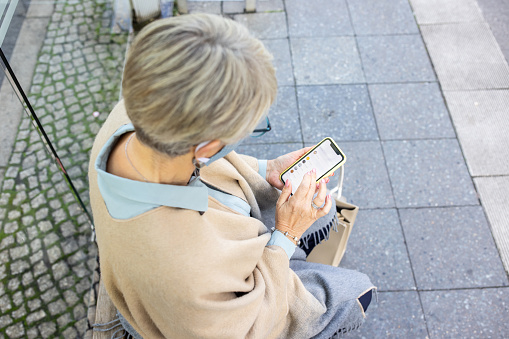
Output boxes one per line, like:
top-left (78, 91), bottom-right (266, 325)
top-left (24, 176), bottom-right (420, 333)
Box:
top-left (282, 139), bottom-right (345, 195)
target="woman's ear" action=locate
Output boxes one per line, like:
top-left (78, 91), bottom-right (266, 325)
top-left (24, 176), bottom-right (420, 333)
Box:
top-left (194, 140), bottom-right (223, 159)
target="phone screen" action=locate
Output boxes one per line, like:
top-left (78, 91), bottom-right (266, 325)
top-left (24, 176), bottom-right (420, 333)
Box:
top-left (281, 138), bottom-right (346, 195)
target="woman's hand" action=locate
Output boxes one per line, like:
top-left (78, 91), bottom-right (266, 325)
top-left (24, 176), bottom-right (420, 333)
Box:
top-left (275, 169), bottom-right (333, 244)
top-left (266, 147), bottom-right (333, 189)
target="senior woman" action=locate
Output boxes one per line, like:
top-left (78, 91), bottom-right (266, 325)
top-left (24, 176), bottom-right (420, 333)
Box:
top-left (89, 13), bottom-right (374, 339)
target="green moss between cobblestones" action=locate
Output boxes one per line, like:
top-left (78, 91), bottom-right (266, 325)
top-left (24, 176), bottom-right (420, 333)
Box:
top-left (1, 0), bottom-right (128, 337)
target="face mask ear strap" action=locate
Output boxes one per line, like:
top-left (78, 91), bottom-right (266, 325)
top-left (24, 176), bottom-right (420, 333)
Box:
top-left (195, 141), bottom-right (211, 152)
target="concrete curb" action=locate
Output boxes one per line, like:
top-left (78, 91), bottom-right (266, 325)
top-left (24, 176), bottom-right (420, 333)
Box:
top-left (0, 2), bottom-right (54, 181)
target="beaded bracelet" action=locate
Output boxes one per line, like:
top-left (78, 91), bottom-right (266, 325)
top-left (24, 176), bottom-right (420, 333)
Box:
top-left (271, 227), bottom-right (301, 246)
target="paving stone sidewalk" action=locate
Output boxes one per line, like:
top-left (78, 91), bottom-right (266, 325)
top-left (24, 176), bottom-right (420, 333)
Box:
top-left (0, 0), bottom-right (127, 337)
top-left (228, 0), bottom-right (509, 337)
top-left (1, 0), bottom-right (509, 338)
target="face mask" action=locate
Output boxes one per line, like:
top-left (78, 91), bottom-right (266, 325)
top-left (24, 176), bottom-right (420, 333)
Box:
top-left (195, 141), bottom-right (240, 166)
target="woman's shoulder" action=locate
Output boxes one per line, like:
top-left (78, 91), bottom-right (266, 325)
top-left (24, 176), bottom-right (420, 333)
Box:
top-left (96, 201), bottom-right (267, 245)
top-left (96, 204), bottom-right (270, 286)
top-left (90, 101), bottom-right (131, 162)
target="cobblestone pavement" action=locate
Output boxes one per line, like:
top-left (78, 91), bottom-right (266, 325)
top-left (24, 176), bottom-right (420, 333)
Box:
top-left (0, 0), bottom-right (127, 337)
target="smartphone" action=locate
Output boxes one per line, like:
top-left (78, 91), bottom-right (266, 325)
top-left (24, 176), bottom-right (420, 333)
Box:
top-left (279, 137), bottom-right (346, 195)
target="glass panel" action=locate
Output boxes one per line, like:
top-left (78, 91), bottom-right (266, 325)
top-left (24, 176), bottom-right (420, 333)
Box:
top-left (0, 0), bottom-right (128, 336)
top-left (0, 0), bottom-right (19, 47)
top-left (0, 0), bottom-right (22, 87)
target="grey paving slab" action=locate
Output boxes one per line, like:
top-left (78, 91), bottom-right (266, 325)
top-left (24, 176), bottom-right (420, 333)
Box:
top-left (0, 42), bottom-right (14, 65)
top-left (7, 17), bottom-right (49, 52)
top-left (233, 12), bottom-right (287, 39)
top-left (369, 83), bottom-right (455, 140)
top-left (327, 141), bottom-right (395, 209)
top-left (340, 209), bottom-right (414, 291)
top-left (4, 17), bottom-right (50, 90)
top-left (409, 0), bottom-right (484, 24)
top-left (236, 142), bottom-right (304, 161)
top-left (13, 0), bottom-right (29, 15)
top-left (285, 0), bottom-right (353, 37)
top-left (347, 0), bottom-right (418, 35)
top-left (344, 291), bottom-right (428, 338)
top-left (503, 49), bottom-right (509, 65)
top-left (297, 85), bottom-right (378, 142)
top-left (383, 139), bottom-right (478, 208)
top-left (291, 37), bottom-right (364, 85)
top-left (0, 84), bottom-right (23, 168)
top-left (242, 86), bottom-right (301, 145)
top-left (477, 0), bottom-right (509, 63)
top-left (421, 288), bottom-right (509, 338)
top-left (421, 23), bottom-right (509, 90)
top-left (0, 3), bottom-right (30, 160)
top-left (1, 10), bottom-right (24, 48)
top-left (400, 206), bottom-right (508, 289)
top-left (26, 2), bottom-right (54, 18)
top-left (223, 0), bottom-right (284, 14)
top-left (0, 43), bottom-right (12, 91)
top-left (443, 90), bottom-right (509, 176)
top-left (187, 1), bottom-right (221, 14)
top-left (475, 176), bottom-right (509, 274)
top-left (261, 39), bottom-right (293, 86)
top-left (0, 16), bottom-right (50, 169)
top-left (357, 35), bottom-right (435, 84)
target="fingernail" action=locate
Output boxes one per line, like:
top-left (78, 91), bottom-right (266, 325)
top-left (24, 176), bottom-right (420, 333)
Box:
top-left (325, 178), bottom-right (330, 183)
top-left (285, 179), bottom-right (290, 187)
top-left (321, 179), bottom-right (325, 184)
top-left (313, 168), bottom-right (317, 173)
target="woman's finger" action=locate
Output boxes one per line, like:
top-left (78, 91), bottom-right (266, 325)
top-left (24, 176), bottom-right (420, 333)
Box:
top-left (316, 177), bottom-right (330, 190)
top-left (305, 169), bottom-right (318, 202)
top-left (317, 194), bottom-right (333, 218)
top-left (292, 146), bottom-right (312, 158)
top-left (324, 172), bottom-right (334, 179)
top-left (277, 179), bottom-right (292, 209)
top-left (294, 170), bottom-right (313, 201)
top-left (281, 147), bottom-right (311, 166)
top-left (313, 179), bottom-right (327, 207)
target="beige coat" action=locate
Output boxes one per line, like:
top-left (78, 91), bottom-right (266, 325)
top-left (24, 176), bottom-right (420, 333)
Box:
top-left (88, 101), bottom-right (327, 338)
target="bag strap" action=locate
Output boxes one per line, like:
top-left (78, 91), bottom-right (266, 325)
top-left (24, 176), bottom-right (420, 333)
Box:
top-left (329, 165), bottom-right (344, 200)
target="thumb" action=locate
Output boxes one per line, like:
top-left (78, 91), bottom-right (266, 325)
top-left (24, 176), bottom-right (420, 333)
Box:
top-left (277, 179), bottom-right (292, 208)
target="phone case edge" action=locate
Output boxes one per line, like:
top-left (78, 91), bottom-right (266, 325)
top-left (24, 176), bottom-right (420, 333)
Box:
top-left (278, 138), bottom-right (347, 185)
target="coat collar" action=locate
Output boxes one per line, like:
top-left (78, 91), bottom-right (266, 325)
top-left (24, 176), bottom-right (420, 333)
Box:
top-left (95, 123), bottom-right (209, 218)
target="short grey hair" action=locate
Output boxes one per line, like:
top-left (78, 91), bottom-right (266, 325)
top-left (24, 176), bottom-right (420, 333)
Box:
top-left (122, 13), bottom-right (278, 157)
